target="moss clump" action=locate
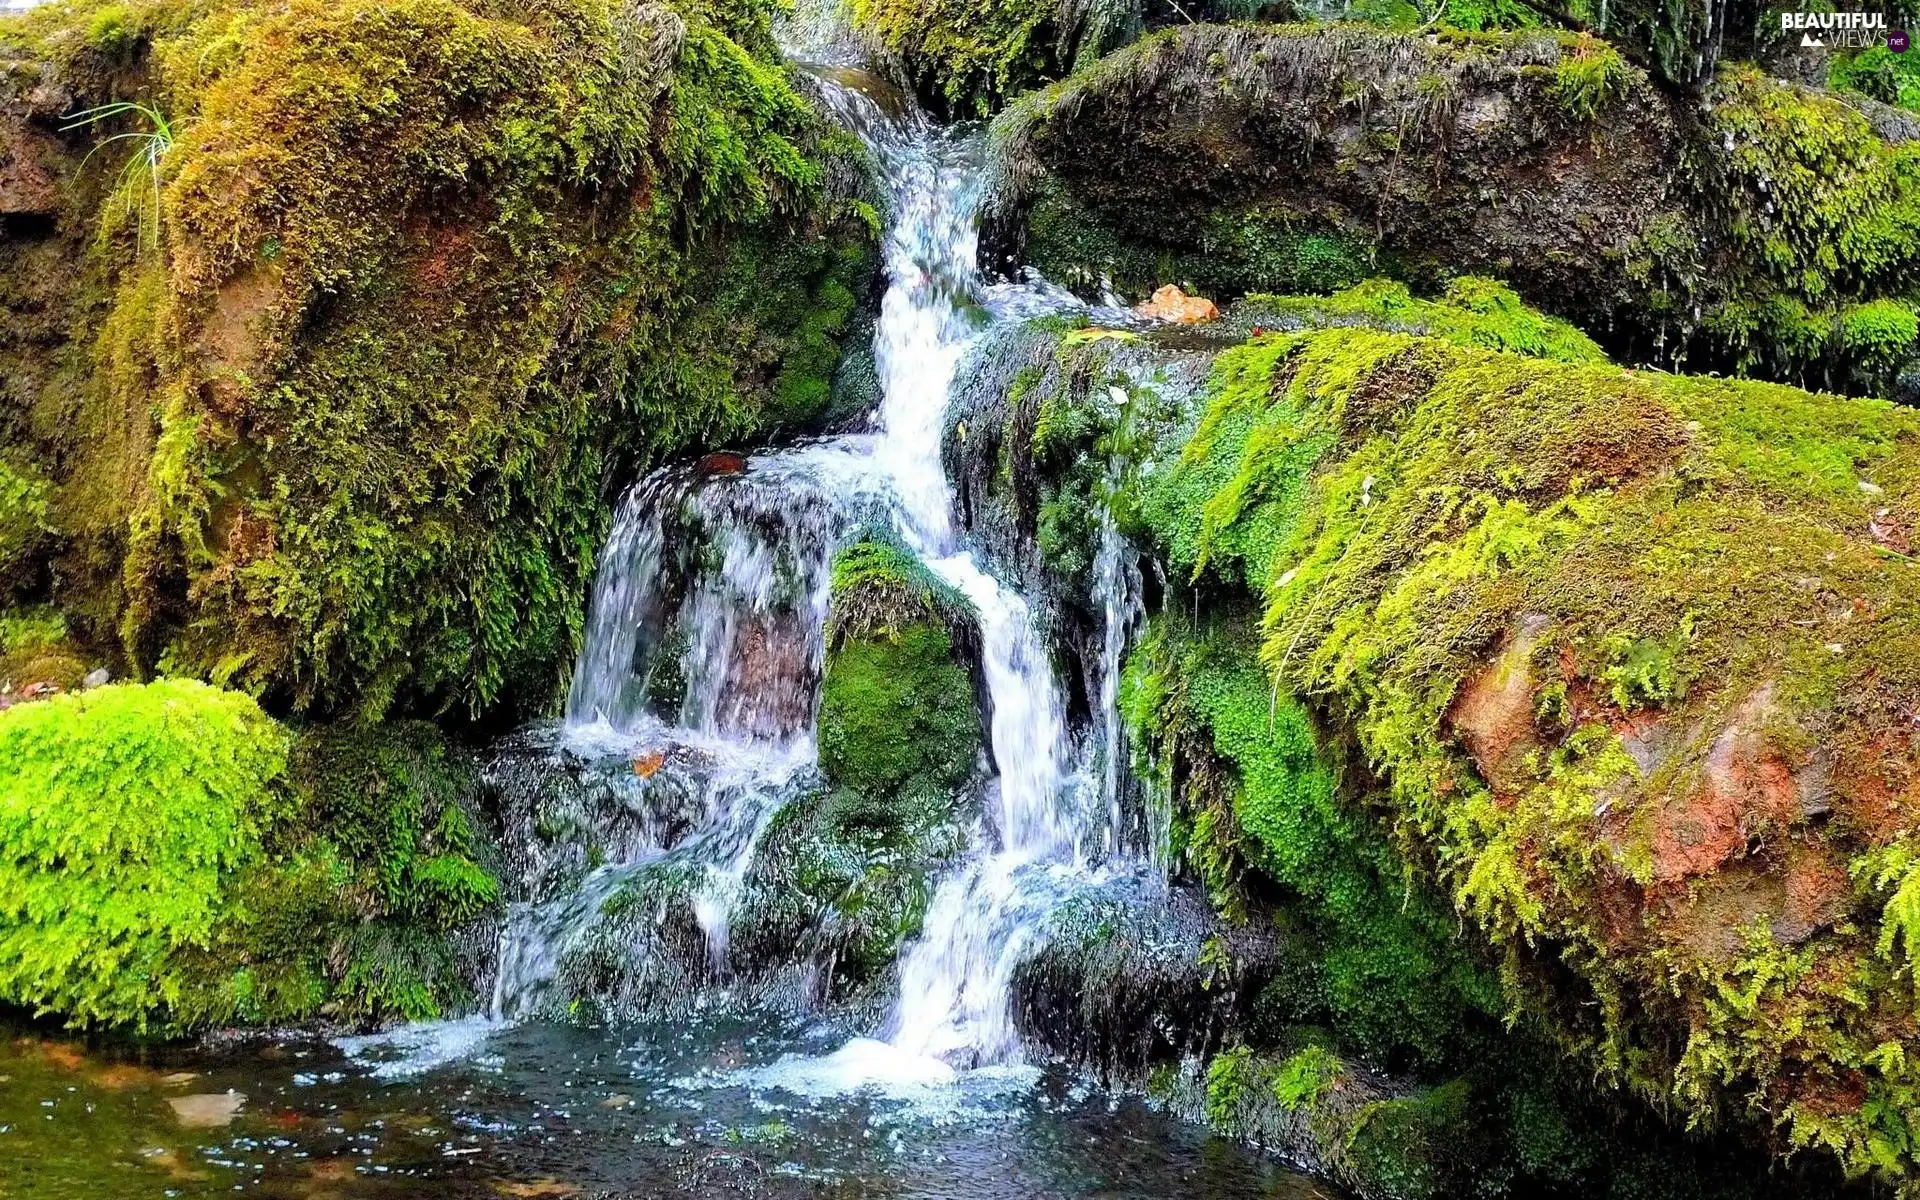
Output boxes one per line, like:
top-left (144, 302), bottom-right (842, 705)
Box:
top-left (273, 720), bottom-right (498, 1022)
top-left (819, 540), bottom-right (979, 798)
top-left (0, 677), bottom-right (497, 1031)
top-left (1249, 277), bottom-right (1606, 365)
top-left (1830, 45), bottom-right (1920, 113)
top-left (0, 604), bottom-right (89, 692)
top-left (1123, 609), bottom-right (1498, 1064)
top-left (0, 460), bottom-right (50, 585)
top-left (1, 0), bottom-right (876, 721)
top-left (736, 772), bottom-right (969, 984)
top-left (1130, 322), bottom-right (1920, 1183)
top-left (852, 0), bottom-right (1136, 115)
top-left (1692, 66), bottom-right (1920, 395)
top-left (0, 680), bottom-right (287, 1029)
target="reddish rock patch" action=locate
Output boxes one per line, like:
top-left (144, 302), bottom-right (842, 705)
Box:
top-left (1649, 687), bottom-right (1802, 885)
top-left (0, 118), bottom-right (60, 216)
top-left (1447, 618), bottom-right (1546, 798)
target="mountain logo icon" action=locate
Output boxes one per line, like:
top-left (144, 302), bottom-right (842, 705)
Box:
top-left (1801, 31), bottom-right (1826, 46)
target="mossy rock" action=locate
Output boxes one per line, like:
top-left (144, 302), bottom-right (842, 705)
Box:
top-left (819, 539), bottom-right (982, 798)
top-left (1129, 323), bottom-right (1920, 1183)
top-left (0, 679), bottom-right (499, 1032)
top-left (988, 23), bottom-right (1920, 398)
top-left (0, 0), bottom-right (879, 722)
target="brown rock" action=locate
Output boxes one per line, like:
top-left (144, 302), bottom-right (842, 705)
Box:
top-left (0, 118), bottom-right (59, 217)
top-left (1136, 285), bottom-right (1218, 324)
top-left (1448, 616), bottom-right (1546, 796)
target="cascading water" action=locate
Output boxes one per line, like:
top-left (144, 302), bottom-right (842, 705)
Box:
top-left (475, 58), bottom-right (1145, 1080)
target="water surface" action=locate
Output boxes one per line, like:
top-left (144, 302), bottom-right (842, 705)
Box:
top-left (0, 1015), bottom-right (1334, 1199)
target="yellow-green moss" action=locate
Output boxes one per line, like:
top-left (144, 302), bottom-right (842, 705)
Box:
top-left (852, 0), bottom-right (1135, 115)
top-left (2, 0), bottom-right (876, 721)
top-left (1690, 66), bottom-right (1920, 392)
top-left (1129, 321), bottom-right (1920, 1183)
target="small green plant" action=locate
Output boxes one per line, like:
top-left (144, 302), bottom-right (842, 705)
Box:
top-left (62, 101), bottom-right (188, 251)
top-left (1274, 1044), bottom-right (1342, 1111)
top-left (1551, 36), bottom-right (1629, 122)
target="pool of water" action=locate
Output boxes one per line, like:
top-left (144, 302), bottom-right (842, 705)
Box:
top-left (0, 1013), bottom-right (1335, 1199)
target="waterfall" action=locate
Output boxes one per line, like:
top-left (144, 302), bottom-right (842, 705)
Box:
top-left (485, 58), bottom-right (1141, 1077)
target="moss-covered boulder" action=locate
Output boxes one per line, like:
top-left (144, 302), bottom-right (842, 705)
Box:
top-left (988, 23), bottom-right (1920, 397)
top-left (0, 679), bottom-right (498, 1031)
top-left (784, 537), bottom-right (984, 980)
top-left (1175, 328), bottom-right (1920, 1184)
top-left (818, 538), bottom-right (982, 797)
top-left (955, 289), bottom-right (1920, 1187)
top-left (0, 0), bottom-right (879, 721)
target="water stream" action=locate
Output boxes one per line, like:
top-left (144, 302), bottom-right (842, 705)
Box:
top-left (474, 60), bottom-right (1138, 1085)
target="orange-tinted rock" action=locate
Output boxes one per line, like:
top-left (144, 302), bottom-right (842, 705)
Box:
top-left (1136, 285), bottom-right (1219, 324)
top-left (1448, 617), bottom-right (1545, 797)
top-left (697, 452), bottom-right (749, 476)
top-left (1649, 686), bottom-right (1802, 885)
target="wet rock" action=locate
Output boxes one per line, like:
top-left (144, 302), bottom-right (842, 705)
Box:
top-left (1011, 877), bottom-right (1284, 1075)
top-left (986, 24), bottom-right (1920, 394)
top-left (0, 118), bottom-right (59, 217)
top-left (79, 667), bottom-right (110, 690)
top-left (988, 25), bottom-right (1680, 340)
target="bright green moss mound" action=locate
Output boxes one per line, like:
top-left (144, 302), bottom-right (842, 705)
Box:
top-left (820, 541), bottom-right (979, 798)
top-left (0, 680), bottom-right (287, 1029)
top-left (1, 0), bottom-right (876, 720)
top-left (1249, 278), bottom-right (1606, 365)
top-left (0, 681), bottom-right (497, 1031)
top-left (1136, 324), bottom-right (1920, 1183)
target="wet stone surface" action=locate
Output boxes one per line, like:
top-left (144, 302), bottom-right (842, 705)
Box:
top-left (0, 1015), bottom-right (1332, 1199)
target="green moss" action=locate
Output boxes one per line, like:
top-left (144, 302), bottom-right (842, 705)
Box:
top-left (1124, 320), bottom-right (1920, 1182)
top-left (1548, 34), bottom-right (1628, 122)
top-left (1251, 277), bottom-right (1607, 365)
top-left (1344, 1080), bottom-right (1477, 1200)
top-left (1123, 609), bottom-right (1497, 1063)
top-left (0, 674), bottom-right (497, 1030)
top-left (851, 0), bottom-right (1135, 115)
top-left (820, 623), bottom-right (978, 798)
top-left (1829, 44), bottom-right (1920, 113)
top-left (1691, 66), bottom-right (1920, 392)
top-left (739, 777), bottom-right (967, 982)
top-left (827, 537), bottom-right (974, 646)
top-left (3, 0), bottom-right (877, 721)
top-left (0, 680), bottom-right (288, 1029)
top-left (0, 460), bottom-right (50, 586)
